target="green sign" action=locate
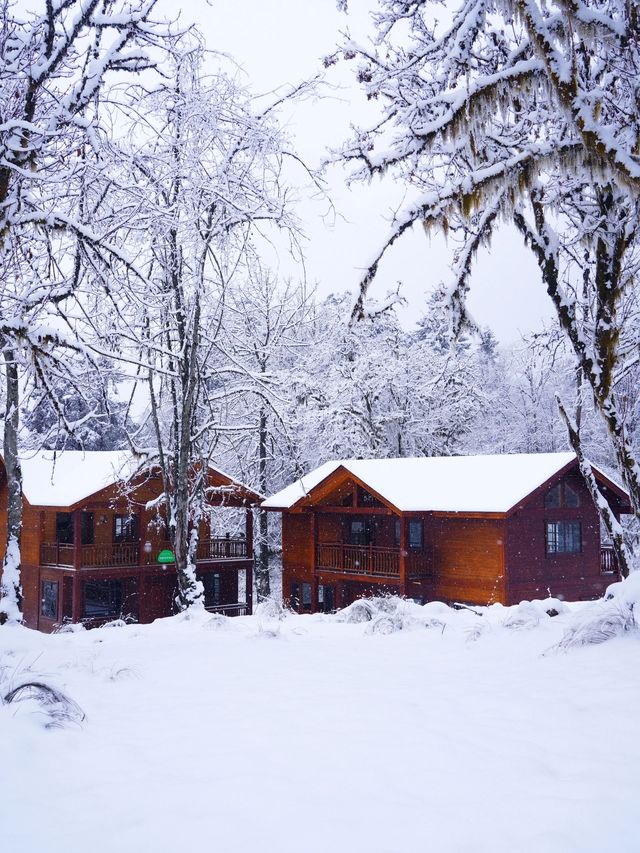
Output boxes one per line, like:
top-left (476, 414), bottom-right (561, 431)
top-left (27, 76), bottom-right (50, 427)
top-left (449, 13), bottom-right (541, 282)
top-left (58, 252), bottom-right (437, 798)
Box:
top-left (157, 549), bottom-right (175, 564)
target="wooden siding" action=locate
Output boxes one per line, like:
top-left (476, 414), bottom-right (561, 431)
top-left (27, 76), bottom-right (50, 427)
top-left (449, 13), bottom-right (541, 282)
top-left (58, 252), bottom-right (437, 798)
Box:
top-left (505, 467), bottom-right (608, 604)
top-left (431, 518), bottom-right (506, 605)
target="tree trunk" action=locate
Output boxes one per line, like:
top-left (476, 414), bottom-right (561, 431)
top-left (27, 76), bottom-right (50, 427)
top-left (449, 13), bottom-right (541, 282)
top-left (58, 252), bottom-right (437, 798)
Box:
top-left (255, 405), bottom-right (271, 601)
top-left (0, 346), bottom-right (23, 624)
top-left (557, 396), bottom-right (632, 578)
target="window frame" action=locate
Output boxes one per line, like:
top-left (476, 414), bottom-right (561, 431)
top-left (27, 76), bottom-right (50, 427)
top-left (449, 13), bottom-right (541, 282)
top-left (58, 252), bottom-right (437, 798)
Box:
top-left (545, 520), bottom-right (582, 555)
top-left (113, 514), bottom-right (139, 543)
top-left (544, 479), bottom-right (581, 509)
top-left (83, 579), bottom-right (124, 619)
top-left (408, 520), bottom-right (423, 552)
top-left (41, 580), bottom-right (59, 620)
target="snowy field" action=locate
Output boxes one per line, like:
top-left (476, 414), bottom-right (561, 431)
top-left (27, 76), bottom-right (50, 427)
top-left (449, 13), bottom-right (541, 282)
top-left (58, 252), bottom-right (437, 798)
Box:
top-left (2, 594), bottom-right (640, 853)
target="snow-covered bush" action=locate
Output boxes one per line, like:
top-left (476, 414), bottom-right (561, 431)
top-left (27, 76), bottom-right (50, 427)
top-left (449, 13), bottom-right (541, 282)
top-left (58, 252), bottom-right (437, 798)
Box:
top-left (1, 679), bottom-right (85, 729)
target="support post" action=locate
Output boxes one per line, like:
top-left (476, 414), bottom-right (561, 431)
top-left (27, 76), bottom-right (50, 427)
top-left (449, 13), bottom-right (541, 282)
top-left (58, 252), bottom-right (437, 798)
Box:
top-left (399, 515), bottom-right (408, 598)
top-left (138, 507), bottom-right (147, 566)
top-left (245, 509), bottom-right (254, 558)
top-left (72, 574), bottom-right (82, 622)
top-left (73, 510), bottom-right (82, 571)
top-left (245, 509), bottom-right (254, 615)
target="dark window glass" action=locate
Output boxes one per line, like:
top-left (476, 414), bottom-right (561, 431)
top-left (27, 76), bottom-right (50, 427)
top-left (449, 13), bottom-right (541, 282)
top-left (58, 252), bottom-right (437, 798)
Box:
top-left (56, 512), bottom-right (74, 544)
top-left (202, 573), bottom-right (221, 607)
top-left (394, 519), bottom-right (401, 548)
top-left (318, 584), bottom-right (335, 613)
top-left (290, 582), bottom-right (300, 610)
top-left (83, 579), bottom-right (123, 618)
top-left (41, 580), bottom-right (58, 619)
top-left (114, 514), bottom-right (139, 542)
top-left (302, 582), bottom-right (312, 610)
top-left (544, 484), bottom-right (561, 508)
top-left (564, 484), bottom-right (580, 507)
top-left (81, 511), bottom-right (94, 545)
top-left (357, 487), bottom-right (382, 507)
top-left (546, 521), bottom-right (581, 554)
top-left (409, 520), bottom-right (423, 551)
top-left (349, 519), bottom-right (372, 545)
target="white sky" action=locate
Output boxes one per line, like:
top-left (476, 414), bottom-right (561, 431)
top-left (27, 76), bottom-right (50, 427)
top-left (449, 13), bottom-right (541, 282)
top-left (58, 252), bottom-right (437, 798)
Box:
top-left (173, 0), bottom-right (554, 343)
top-left (20, 0), bottom-right (553, 343)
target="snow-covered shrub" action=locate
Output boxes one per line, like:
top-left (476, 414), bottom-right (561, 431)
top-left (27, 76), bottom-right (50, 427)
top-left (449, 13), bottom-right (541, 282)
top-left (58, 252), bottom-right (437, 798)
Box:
top-left (335, 599), bottom-right (378, 624)
top-left (254, 598), bottom-right (288, 621)
top-left (53, 621), bottom-right (86, 634)
top-left (1, 680), bottom-right (85, 729)
top-left (503, 602), bottom-right (542, 630)
top-left (549, 602), bottom-right (636, 652)
top-left (366, 614), bottom-right (404, 635)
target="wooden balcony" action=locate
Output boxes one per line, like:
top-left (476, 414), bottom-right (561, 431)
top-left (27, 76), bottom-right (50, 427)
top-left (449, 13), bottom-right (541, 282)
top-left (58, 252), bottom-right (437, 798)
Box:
top-left (315, 543), bottom-right (431, 579)
top-left (40, 537), bottom-right (249, 569)
top-left (600, 545), bottom-right (620, 575)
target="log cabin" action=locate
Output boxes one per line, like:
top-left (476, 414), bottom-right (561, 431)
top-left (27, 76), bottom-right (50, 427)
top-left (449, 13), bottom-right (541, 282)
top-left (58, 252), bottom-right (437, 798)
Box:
top-left (263, 452), bottom-right (632, 613)
top-left (0, 451), bottom-right (259, 632)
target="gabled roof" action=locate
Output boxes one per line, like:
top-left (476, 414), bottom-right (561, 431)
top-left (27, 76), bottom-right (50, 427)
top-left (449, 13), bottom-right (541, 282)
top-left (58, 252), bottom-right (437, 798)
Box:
top-left (262, 452), bottom-right (629, 515)
top-left (2, 450), bottom-right (260, 508)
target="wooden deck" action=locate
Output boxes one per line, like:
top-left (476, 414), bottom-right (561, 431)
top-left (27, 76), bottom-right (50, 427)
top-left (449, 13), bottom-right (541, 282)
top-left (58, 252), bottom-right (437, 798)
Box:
top-left (40, 537), bottom-right (249, 569)
top-left (315, 543), bottom-right (431, 579)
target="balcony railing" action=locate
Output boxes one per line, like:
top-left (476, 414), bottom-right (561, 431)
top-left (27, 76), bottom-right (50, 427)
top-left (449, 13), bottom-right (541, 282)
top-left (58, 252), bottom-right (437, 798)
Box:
top-left (197, 537), bottom-right (248, 560)
top-left (315, 543), bottom-right (431, 579)
top-left (205, 602), bottom-right (248, 616)
top-left (41, 536), bottom-right (249, 568)
top-left (600, 545), bottom-right (619, 575)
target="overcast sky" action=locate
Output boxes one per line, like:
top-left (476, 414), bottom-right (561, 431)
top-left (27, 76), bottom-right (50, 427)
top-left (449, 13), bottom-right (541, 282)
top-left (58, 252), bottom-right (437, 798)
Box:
top-left (60, 0), bottom-right (557, 341)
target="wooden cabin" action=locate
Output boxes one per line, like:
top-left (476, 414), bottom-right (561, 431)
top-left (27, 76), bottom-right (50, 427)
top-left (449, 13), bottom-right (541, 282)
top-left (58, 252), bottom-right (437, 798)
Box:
top-left (0, 451), bottom-right (259, 632)
top-left (263, 453), bottom-right (632, 613)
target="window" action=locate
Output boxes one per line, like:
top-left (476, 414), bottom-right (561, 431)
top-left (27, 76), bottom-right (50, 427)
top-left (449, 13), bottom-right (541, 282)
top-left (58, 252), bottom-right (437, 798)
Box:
top-left (290, 582), bottom-right (300, 610)
top-left (302, 582), bottom-right (312, 612)
top-left (546, 521), bottom-right (581, 555)
top-left (544, 483), bottom-right (561, 508)
top-left (357, 486), bottom-right (382, 508)
top-left (83, 579), bottom-right (123, 618)
top-left (544, 480), bottom-right (580, 508)
top-left (318, 584), bottom-right (335, 613)
top-left (349, 519), bottom-right (372, 546)
top-left (564, 484), bottom-right (580, 508)
top-left (56, 512), bottom-right (74, 544)
top-left (202, 572), bottom-right (221, 607)
top-left (81, 511), bottom-right (94, 545)
top-left (394, 519), bottom-right (401, 548)
top-left (41, 580), bottom-right (58, 619)
top-left (114, 514), bottom-right (139, 542)
top-left (409, 520), bottom-right (423, 551)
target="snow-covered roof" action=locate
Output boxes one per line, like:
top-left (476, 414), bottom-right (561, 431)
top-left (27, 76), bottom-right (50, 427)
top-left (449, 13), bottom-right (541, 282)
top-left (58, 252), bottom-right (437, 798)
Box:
top-left (263, 452), bottom-right (586, 514)
top-left (10, 450), bottom-right (258, 508)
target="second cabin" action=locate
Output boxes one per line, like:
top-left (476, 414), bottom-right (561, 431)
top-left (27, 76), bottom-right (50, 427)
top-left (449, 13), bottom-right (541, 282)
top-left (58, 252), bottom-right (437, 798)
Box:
top-left (263, 452), bottom-right (631, 613)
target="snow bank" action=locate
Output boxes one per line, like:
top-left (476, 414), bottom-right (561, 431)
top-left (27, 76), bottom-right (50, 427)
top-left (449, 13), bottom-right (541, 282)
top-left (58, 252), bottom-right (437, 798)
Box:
top-left (1, 592), bottom-right (639, 853)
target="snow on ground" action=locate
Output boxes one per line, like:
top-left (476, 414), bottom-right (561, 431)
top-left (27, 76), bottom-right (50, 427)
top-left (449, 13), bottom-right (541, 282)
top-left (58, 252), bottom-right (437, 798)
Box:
top-left (1, 596), bottom-right (639, 853)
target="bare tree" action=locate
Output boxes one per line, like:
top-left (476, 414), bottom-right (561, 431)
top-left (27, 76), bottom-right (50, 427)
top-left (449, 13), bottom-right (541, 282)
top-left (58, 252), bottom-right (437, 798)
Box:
top-left (0, 0), bottom-right (166, 624)
top-left (108, 45), bottom-right (303, 610)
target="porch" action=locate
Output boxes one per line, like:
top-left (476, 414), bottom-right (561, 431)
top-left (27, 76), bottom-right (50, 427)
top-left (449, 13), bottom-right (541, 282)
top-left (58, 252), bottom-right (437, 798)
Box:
top-left (40, 536), bottom-right (249, 569)
top-left (315, 542), bottom-right (431, 579)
